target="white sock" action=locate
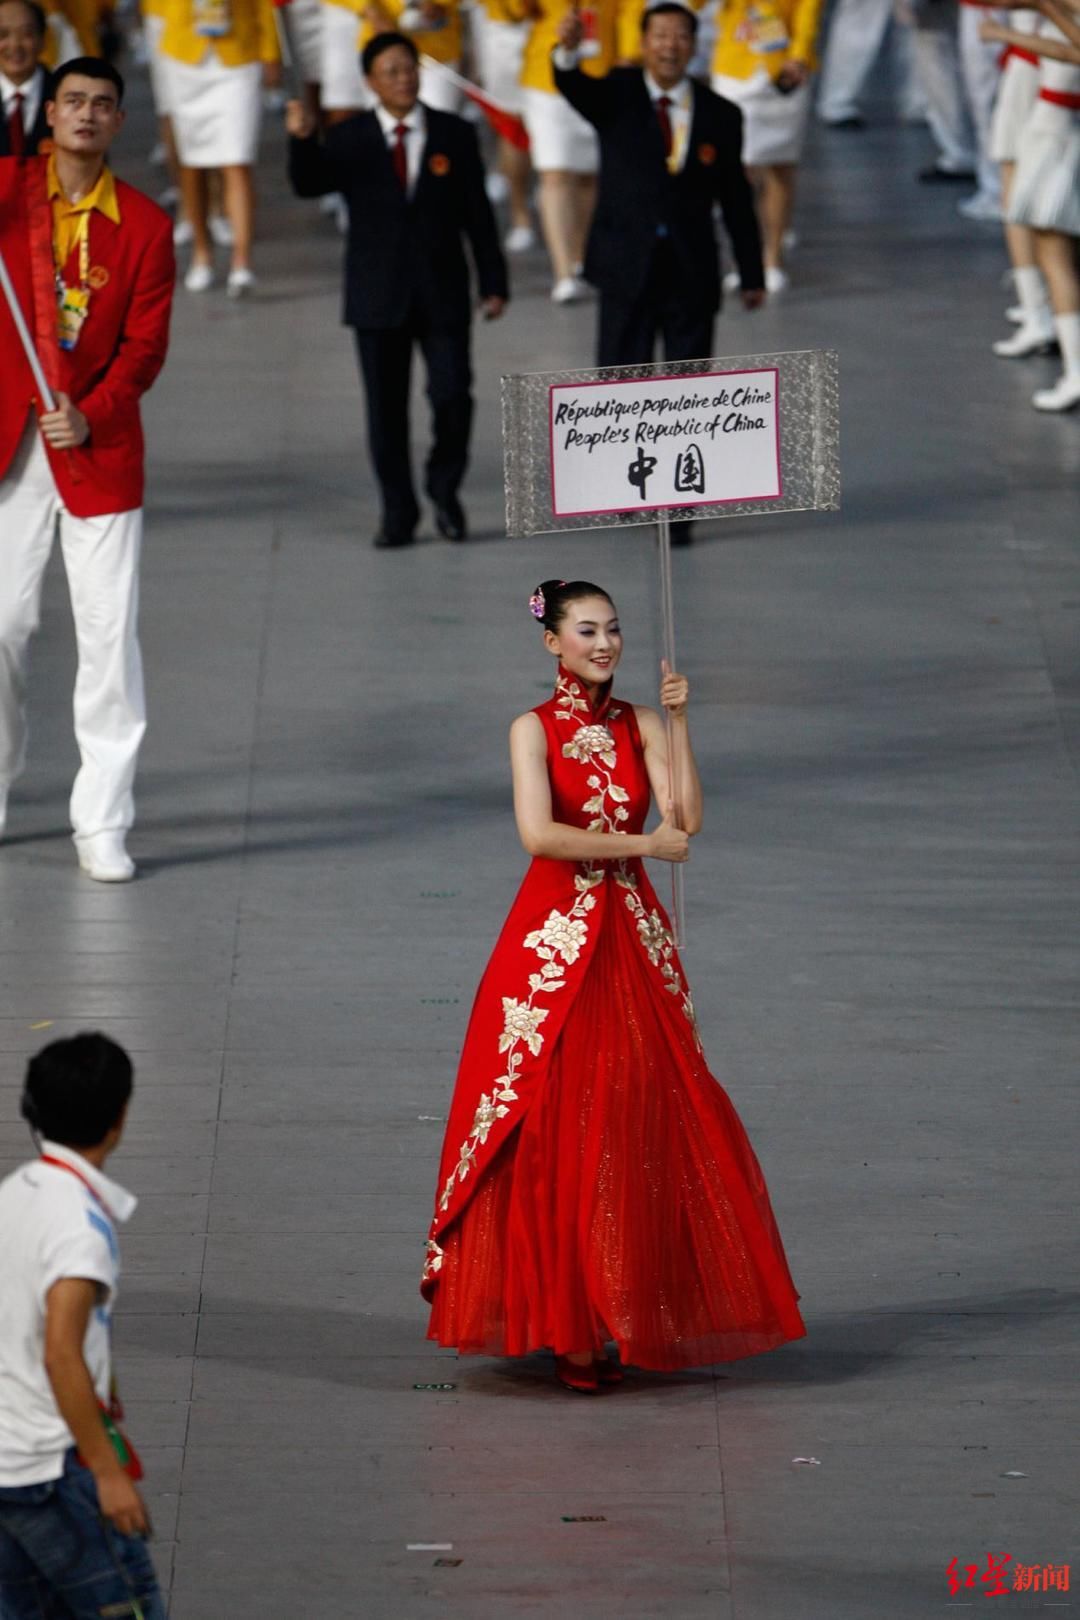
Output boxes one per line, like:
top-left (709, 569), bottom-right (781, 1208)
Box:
top-left (1055, 312), bottom-right (1080, 379)
top-left (1013, 265), bottom-right (1049, 319)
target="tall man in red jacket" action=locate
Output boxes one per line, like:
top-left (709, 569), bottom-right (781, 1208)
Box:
top-left (0, 57), bottom-right (174, 880)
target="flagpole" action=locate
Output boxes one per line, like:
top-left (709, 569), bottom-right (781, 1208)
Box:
top-left (657, 515), bottom-right (686, 948)
top-left (0, 242), bottom-right (56, 412)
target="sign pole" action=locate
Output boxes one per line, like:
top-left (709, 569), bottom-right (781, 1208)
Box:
top-left (656, 515), bottom-right (685, 948)
top-left (0, 244), bottom-right (56, 411)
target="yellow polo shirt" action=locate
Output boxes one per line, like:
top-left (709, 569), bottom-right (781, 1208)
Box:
top-left (515, 0), bottom-right (642, 95)
top-left (47, 150), bottom-right (121, 268)
top-left (158, 0), bottom-right (279, 67)
top-left (711, 0), bottom-right (824, 81)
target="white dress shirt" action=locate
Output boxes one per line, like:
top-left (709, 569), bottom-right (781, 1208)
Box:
top-left (373, 99), bottom-right (427, 194)
top-left (644, 71), bottom-right (693, 174)
top-left (0, 66), bottom-right (44, 140)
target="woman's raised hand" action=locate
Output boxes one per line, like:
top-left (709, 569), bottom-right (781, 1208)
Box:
top-left (659, 658), bottom-right (689, 717)
top-left (648, 805), bottom-right (690, 863)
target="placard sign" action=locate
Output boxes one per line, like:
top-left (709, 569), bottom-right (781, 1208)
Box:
top-left (549, 367), bottom-right (781, 518)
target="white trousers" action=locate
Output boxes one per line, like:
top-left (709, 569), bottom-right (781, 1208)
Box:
top-left (909, 0), bottom-right (974, 171)
top-left (817, 0), bottom-right (921, 121)
top-left (0, 423), bottom-right (146, 839)
top-left (958, 2), bottom-right (1003, 200)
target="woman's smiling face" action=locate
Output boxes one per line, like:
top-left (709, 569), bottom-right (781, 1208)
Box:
top-left (544, 595), bottom-right (622, 688)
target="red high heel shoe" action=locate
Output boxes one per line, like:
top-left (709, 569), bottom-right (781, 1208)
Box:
top-left (554, 1355), bottom-right (600, 1394)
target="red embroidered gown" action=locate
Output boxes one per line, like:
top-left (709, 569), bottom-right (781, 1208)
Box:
top-left (422, 669), bottom-right (805, 1370)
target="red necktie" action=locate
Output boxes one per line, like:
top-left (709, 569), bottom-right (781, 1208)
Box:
top-left (656, 94), bottom-right (673, 160)
top-left (8, 91), bottom-right (26, 158)
top-left (392, 122), bottom-right (408, 191)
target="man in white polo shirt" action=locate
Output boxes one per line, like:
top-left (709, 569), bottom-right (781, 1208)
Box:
top-left (0, 1032), bottom-right (164, 1620)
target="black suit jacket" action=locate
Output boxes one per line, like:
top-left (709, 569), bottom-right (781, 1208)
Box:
top-left (553, 66), bottom-right (764, 313)
top-left (0, 69), bottom-right (52, 157)
top-left (289, 106), bottom-right (508, 332)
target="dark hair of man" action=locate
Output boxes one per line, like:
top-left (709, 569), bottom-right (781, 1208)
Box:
top-left (21, 1033), bottom-right (133, 1148)
top-left (641, 1), bottom-right (698, 36)
top-left (51, 55), bottom-right (125, 104)
top-left (361, 30), bottom-right (419, 76)
top-left (534, 579), bottom-right (616, 633)
top-left (0, 0), bottom-right (48, 40)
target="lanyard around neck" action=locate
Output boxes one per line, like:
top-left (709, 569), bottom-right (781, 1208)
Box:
top-left (39, 1153), bottom-right (114, 1223)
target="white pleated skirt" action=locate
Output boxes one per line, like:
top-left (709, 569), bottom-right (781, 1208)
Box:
top-left (522, 87), bottom-right (598, 173)
top-left (1008, 102), bottom-right (1080, 235)
top-left (164, 53), bottom-right (263, 167)
top-left (711, 67), bottom-right (813, 165)
top-left (989, 55), bottom-right (1039, 164)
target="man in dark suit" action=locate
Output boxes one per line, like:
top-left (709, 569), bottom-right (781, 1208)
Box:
top-left (0, 0), bottom-right (51, 156)
top-left (554, 0), bottom-right (765, 372)
top-left (286, 32), bottom-right (509, 548)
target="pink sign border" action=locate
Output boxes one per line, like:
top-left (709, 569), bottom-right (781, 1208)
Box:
top-left (547, 366), bottom-right (783, 519)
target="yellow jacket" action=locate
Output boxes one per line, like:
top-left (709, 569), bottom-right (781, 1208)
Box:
top-left (320, 0), bottom-right (462, 68)
top-left (711, 0), bottom-right (823, 80)
top-left (515, 0), bottom-right (642, 95)
top-left (159, 0), bottom-right (279, 67)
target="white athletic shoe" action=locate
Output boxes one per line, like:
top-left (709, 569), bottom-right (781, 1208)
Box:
top-left (551, 275), bottom-right (589, 304)
top-left (722, 269), bottom-right (740, 293)
top-left (209, 214), bottom-right (234, 247)
top-left (1032, 373), bottom-right (1080, 413)
top-left (765, 266), bottom-right (789, 293)
top-left (173, 219), bottom-right (193, 246)
top-left (992, 322), bottom-right (1056, 359)
top-left (76, 832), bottom-right (136, 883)
top-left (226, 267), bottom-right (256, 299)
top-left (184, 261), bottom-right (214, 293)
top-left (504, 224), bottom-right (536, 254)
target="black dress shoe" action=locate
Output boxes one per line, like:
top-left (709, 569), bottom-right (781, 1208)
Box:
top-left (373, 526), bottom-right (415, 548)
top-left (669, 521), bottom-right (692, 547)
top-left (433, 497), bottom-right (467, 541)
top-left (823, 114), bottom-right (865, 130)
top-left (917, 164), bottom-right (975, 184)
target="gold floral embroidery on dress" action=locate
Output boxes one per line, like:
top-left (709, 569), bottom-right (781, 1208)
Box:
top-left (422, 1236), bottom-right (444, 1284)
top-left (435, 866), bottom-right (605, 1216)
top-left (617, 873), bottom-right (703, 1049)
top-left (552, 675), bottom-right (631, 836)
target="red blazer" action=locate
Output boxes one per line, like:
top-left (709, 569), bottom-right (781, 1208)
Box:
top-left (0, 156), bottom-right (174, 518)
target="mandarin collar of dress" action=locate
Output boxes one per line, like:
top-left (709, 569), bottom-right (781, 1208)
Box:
top-left (556, 662), bottom-right (615, 724)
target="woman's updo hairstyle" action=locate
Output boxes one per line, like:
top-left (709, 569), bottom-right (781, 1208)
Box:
top-left (529, 579), bottom-right (614, 633)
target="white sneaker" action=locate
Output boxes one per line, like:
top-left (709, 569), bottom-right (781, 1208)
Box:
top-left (722, 269), bottom-right (740, 293)
top-left (993, 322), bottom-right (1056, 359)
top-left (551, 275), bottom-right (588, 304)
top-left (184, 261), bottom-right (214, 293)
top-left (765, 266), bottom-right (789, 293)
top-left (209, 213), bottom-right (234, 247)
top-left (76, 832), bottom-right (135, 883)
top-left (957, 192), bottom-right (1001, 222)
top-left (504, 224), bottom-right (536, 254)
top-left (1032, 373), bottom-right (1080, 413)
top-left (173, 218), bottom-right (193, 246)
top-left (226, 267), bottom-right (256, 299)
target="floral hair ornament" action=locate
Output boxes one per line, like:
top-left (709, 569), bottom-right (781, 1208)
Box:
top-left (529, 582), bottom-right (566, 621)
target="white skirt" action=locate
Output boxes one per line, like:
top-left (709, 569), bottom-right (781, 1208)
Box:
top-left (522, 86), bottom-right (598, 173)
top-left (319, 3), bottom-right (462, 113)
top-left (712, 68), bottom-right (813, 165)
top-left (989, 54), bottom-right (1039, 164)
top-left (164, 53), bottom-right (262, 166)
top-left (1008, 103), bottom-right (1080, 235)
top-left (283, 0), bottom-right (323, 84)
top-left (475, 12), bottom-right (528, 114)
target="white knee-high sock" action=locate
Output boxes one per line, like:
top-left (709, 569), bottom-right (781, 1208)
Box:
top-left (1014, 264), bottom-right (1050, 318)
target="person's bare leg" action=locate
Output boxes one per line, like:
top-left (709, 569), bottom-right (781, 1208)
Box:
top-left (571, 173), bottom-right (597, 269)
top-left (222, 164), bottom-right (255, 271)
top-left (501, 138), bottom-right (533, 232)
top-left (1031, 230), bottom-right (1080, 408)
top-left (537, 170), bottom-right (579, 280)
top-left (178, 166), bottom-right (211, 266)
top-left (757, 163), bottom-right (797, 270)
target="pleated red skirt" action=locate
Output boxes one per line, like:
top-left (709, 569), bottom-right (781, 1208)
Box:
top-left (427, 898), bottom-right (806, 1371)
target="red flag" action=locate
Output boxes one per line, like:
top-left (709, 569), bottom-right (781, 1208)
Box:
top-left (419, 56), bottom-right (530, 150)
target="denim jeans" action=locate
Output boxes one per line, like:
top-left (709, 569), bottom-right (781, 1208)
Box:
top-left (0, 1452), bottom-right (165, 1619)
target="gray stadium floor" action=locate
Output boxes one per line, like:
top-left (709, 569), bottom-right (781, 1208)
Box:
top-left (1, 71), bottom-right (1078, 1620)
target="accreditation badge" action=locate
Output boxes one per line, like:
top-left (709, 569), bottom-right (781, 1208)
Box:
top-left (737, 1), bottom-right (790, 55)
top-left (56, 282), bottom-right (90, 351)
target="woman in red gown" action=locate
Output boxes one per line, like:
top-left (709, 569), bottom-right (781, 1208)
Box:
top-left (422, 579), bottom-right (805, 1390)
